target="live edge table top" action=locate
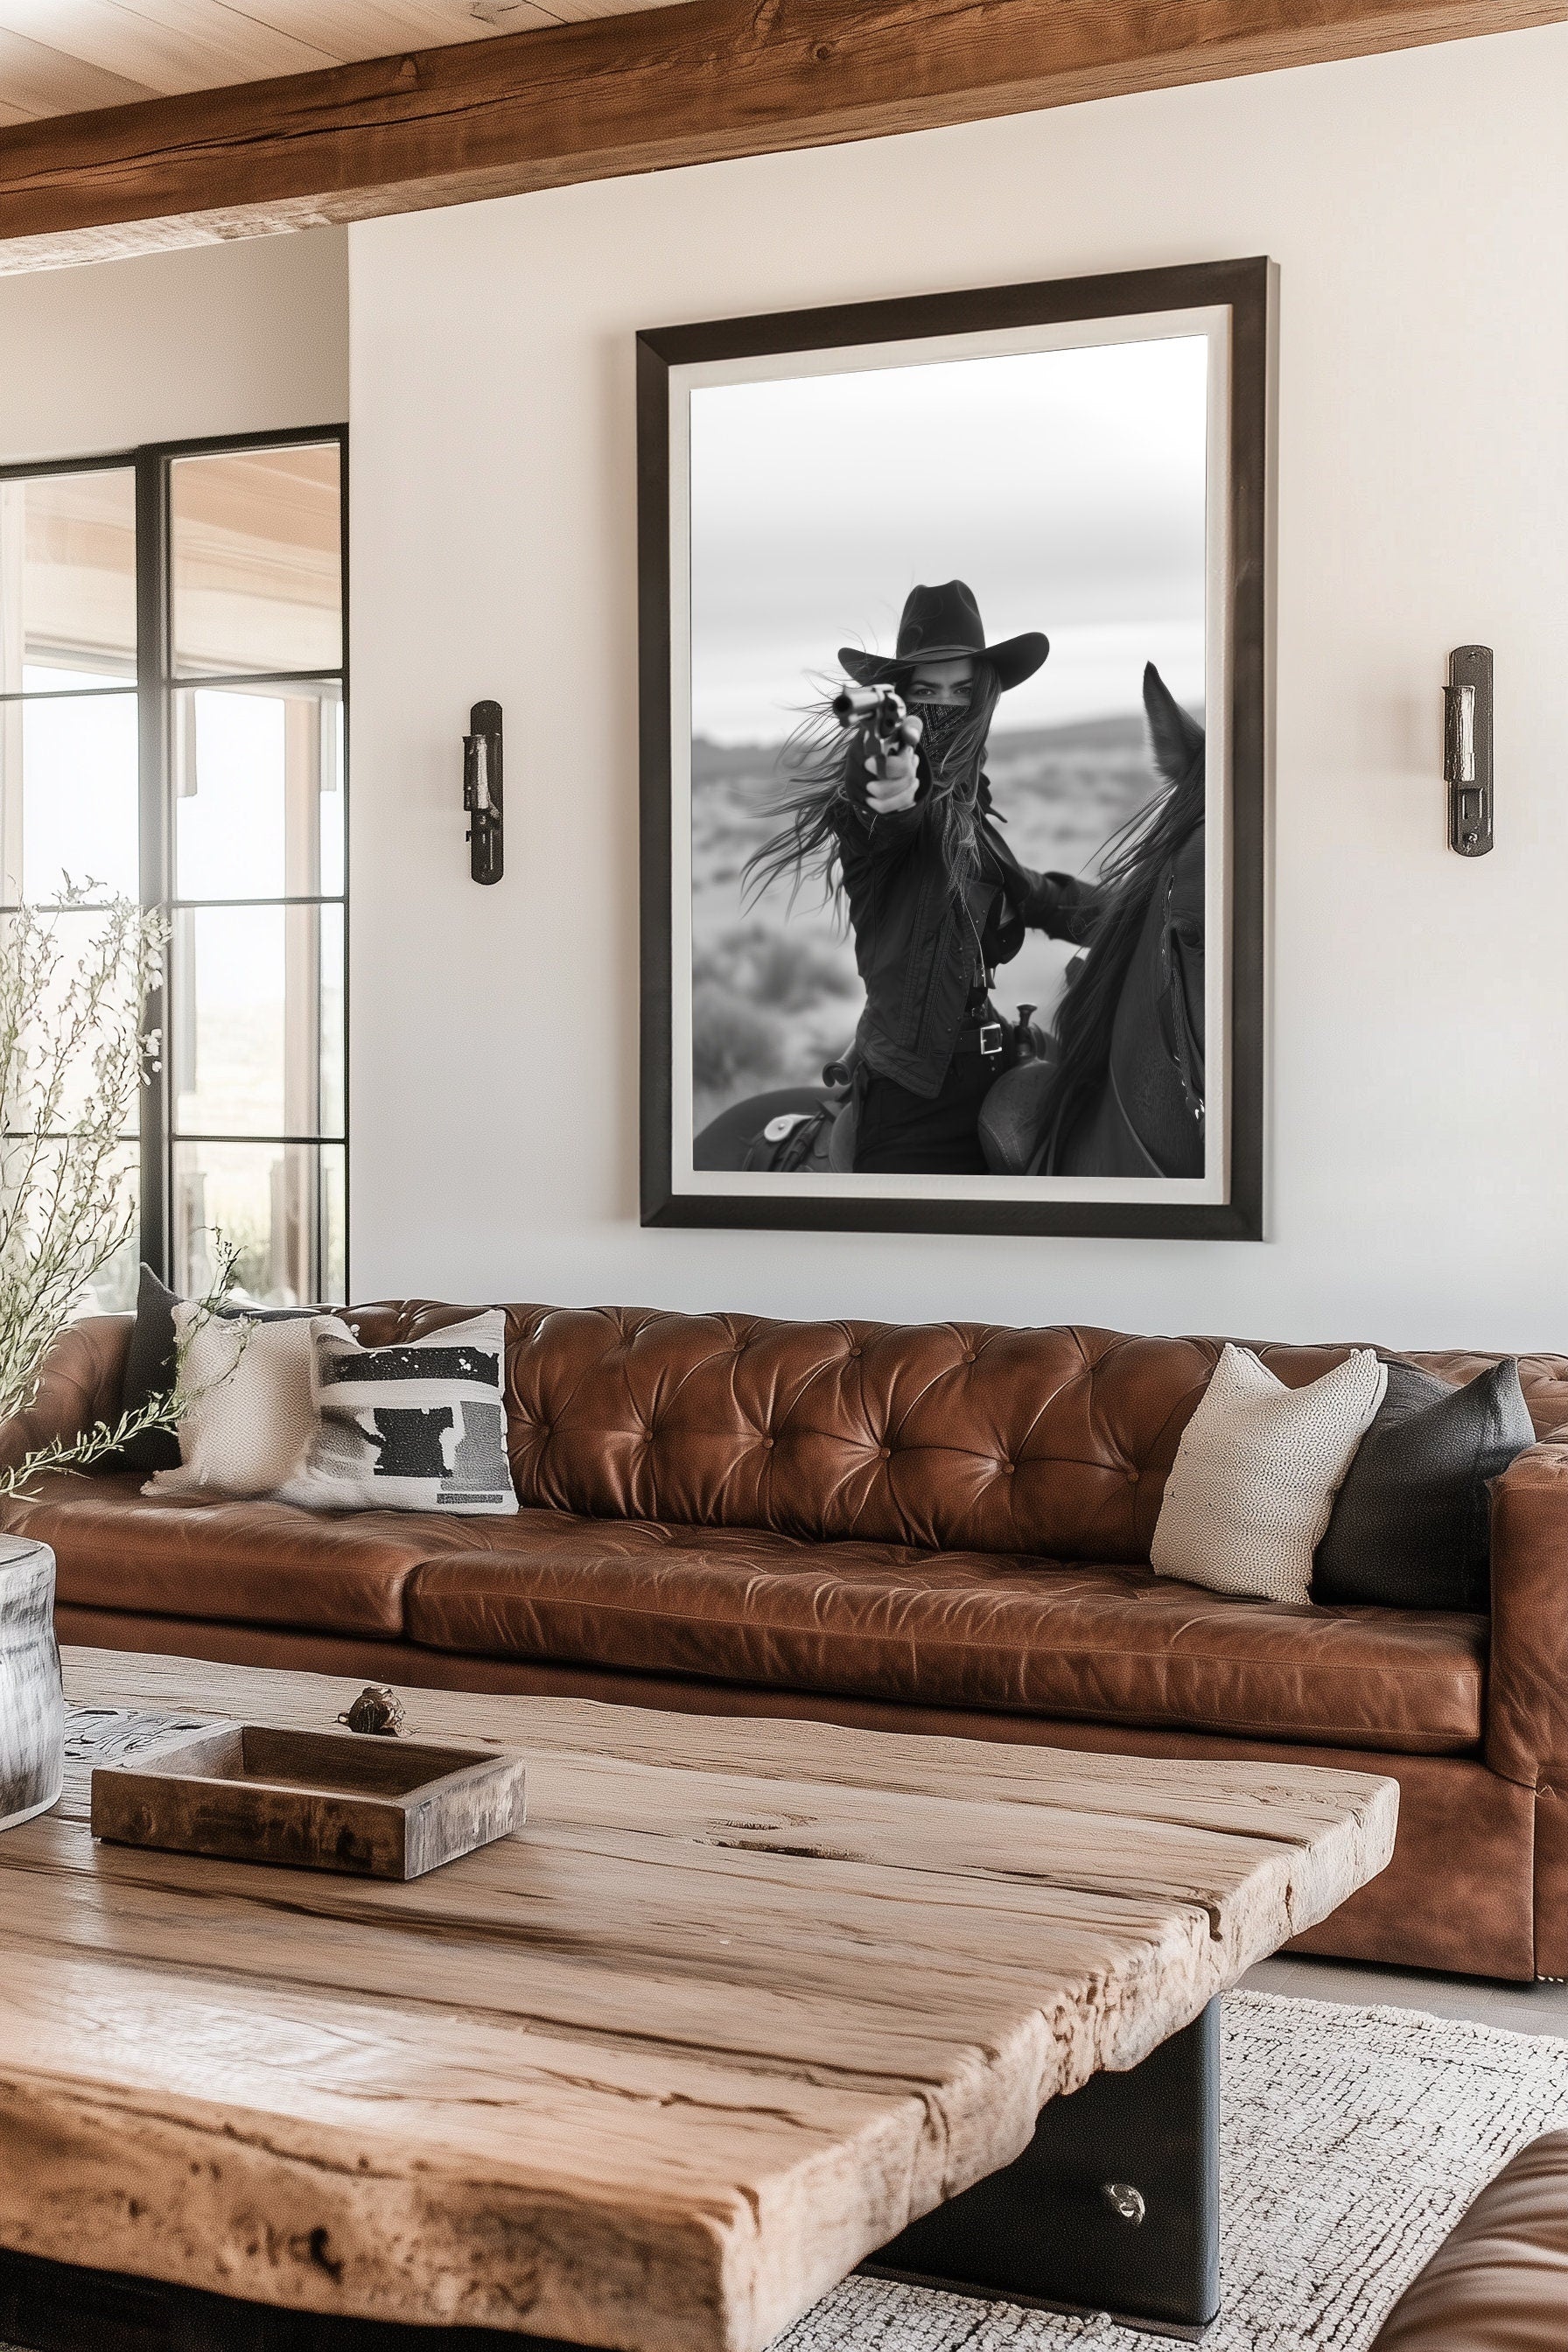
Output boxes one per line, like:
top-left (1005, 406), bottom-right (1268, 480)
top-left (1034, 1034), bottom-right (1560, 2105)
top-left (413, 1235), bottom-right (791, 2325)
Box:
top-left (0, 1649), bottom-right (1398, 2352)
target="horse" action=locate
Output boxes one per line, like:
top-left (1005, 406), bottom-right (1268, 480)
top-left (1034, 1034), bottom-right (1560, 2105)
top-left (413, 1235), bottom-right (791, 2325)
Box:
top-left (980, 662), bottom-right (1206, 1179)
top-left (693, 662), bottom-right (1205, 1180)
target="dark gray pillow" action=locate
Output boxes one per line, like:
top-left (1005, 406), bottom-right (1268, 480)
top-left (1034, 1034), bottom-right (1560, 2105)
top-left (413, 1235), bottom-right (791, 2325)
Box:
top-left (116, 1263), bottom-right (326, 1474)
top-left (116, 1264), bottom-right (184, 1472)
top-left (1312, 1356), bottom-right (1535, 1613)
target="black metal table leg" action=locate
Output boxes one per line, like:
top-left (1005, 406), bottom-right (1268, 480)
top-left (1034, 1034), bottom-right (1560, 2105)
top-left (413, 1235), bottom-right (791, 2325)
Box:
top-left (862, 1997), bottom-right (1221, 2341)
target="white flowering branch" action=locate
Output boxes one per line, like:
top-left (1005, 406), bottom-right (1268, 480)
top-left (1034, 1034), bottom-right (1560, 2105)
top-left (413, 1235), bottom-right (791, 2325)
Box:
top-left (0, 887), bottom-right (237, 1497)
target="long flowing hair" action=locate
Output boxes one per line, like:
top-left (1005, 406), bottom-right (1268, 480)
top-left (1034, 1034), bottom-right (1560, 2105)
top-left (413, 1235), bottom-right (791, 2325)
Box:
top-left (1037, 727), bottom-right (1206, 1168)
top-left (741, 660), bottom-right (1003, 914)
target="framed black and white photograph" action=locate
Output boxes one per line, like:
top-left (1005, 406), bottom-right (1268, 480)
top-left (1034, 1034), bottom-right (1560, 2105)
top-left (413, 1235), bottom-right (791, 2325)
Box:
top-left (639, 257), bottom-right (1273, 1238)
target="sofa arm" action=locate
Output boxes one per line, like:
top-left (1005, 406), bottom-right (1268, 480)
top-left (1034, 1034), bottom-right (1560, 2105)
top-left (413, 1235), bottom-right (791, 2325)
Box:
top-left (0, 1314), bottom-right (135, 1478)
top-left (1368, 2128), bottom-right (1568, 2349)
top-left (1486, 1428), bottom-right (1568, 1790)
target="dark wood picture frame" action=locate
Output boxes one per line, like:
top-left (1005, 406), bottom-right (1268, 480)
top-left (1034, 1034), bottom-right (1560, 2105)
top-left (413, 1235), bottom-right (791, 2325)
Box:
top-left (639, 256), bottom-right (1275, 1239)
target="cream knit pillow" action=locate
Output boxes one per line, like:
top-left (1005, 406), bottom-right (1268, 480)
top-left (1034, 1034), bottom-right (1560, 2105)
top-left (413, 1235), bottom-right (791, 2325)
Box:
top-left (144, 1303), bottom-right (354, 1501)
top-left (1151, 1344), bottom-right (1388, 1605)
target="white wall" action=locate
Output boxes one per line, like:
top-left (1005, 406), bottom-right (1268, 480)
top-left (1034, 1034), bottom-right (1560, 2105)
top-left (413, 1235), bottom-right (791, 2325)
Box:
top-left (1, 42), bottom-right (1564, 1347)
top-left (2, 43), bottom-right (1562, 1347)
top-left (0, 228), bottom-right (348, 459)
top-left (346, 24), bottom-right (1568, 1348)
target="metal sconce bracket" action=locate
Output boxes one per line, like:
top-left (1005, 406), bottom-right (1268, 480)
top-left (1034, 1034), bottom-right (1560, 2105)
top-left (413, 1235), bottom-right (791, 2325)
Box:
top-left (1445, 647), bottom-right (1493, 858)
top-left (463, 700), bottom-right (504, 884)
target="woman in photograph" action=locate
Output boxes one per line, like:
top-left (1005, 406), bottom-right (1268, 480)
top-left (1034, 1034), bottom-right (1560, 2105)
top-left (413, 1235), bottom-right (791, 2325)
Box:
top-left (745, 579), bottom-right (1102, 1175)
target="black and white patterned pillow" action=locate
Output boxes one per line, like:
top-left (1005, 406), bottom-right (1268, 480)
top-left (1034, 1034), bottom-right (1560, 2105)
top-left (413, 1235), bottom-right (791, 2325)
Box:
top-left (278, 1311), bottom-right (518, 1516)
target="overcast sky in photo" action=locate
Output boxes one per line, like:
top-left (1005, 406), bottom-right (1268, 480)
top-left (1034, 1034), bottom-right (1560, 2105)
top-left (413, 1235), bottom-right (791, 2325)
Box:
top-left (688, 332), bottom-right (1210, 743)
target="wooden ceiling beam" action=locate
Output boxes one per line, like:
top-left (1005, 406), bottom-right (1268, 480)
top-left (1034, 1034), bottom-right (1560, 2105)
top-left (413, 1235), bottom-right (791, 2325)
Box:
top-left (0, 0), bottom-right (1563, 273)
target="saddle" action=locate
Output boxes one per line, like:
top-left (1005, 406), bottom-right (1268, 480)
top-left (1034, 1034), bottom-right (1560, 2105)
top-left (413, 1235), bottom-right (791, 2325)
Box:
top-left (740, 1019), bottom-right (1067, 1179)
top-left (977, 1006), bottom-right (1056, 1174)
top-left (739, 1049), bottom-right (859, 1174)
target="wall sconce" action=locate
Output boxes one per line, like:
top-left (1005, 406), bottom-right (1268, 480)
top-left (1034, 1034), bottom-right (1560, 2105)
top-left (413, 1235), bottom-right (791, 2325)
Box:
top-left (1444, 647), bottom-right (1492, 858)
top-left (463, 700), bottom-right (503, 885)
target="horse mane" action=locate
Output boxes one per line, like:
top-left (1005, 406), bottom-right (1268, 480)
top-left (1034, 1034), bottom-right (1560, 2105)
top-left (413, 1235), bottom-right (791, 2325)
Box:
top-left (1038, 684), bottom-right (1206, 1171)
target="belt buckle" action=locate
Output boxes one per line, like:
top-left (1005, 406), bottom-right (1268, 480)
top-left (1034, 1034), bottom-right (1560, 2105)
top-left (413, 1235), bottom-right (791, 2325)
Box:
top-left (978, 1021), bottom-right (1004, 1060)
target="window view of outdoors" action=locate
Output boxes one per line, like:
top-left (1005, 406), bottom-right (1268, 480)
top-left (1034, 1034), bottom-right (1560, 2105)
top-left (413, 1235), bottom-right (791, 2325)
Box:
top-left (169, 440), bottom-right (345, 1306)
top-left (0, 466), bottom-right (141, 1312)
top-left (0, 439), bottom-right (346, 1312)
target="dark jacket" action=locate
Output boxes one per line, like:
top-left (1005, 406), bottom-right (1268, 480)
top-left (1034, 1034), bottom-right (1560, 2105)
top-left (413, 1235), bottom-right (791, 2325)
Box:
top-left (835, 768), bottom-right (1101, 1099)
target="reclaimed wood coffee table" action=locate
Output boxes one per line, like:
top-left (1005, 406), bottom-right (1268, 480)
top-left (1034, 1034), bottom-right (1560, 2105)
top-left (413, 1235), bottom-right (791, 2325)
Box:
top-left (0, 1649), bottom-right (1397, 2350)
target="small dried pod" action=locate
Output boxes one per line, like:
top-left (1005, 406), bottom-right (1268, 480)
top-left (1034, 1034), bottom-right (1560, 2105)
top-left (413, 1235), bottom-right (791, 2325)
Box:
top-left (337, 1684), bottom-right (407, 1737)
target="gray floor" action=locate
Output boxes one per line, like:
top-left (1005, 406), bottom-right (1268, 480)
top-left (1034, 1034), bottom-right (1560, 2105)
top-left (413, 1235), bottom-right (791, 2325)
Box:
top-left (1241, 1950), bottom-right (1568, 2038)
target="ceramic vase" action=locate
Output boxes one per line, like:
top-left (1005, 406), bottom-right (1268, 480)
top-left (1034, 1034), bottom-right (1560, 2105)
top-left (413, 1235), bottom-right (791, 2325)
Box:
top-left (0, 1536), bottom-right (64, 1831)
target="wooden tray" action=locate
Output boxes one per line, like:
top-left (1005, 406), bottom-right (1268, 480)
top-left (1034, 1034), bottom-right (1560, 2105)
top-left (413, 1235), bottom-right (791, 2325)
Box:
top-left (89, 1720), bottom-right (528, 1880)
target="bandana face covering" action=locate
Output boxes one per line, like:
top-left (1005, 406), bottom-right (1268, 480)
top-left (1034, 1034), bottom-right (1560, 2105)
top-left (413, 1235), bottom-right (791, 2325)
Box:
top-left (915, 698), bottom-right (970, 768)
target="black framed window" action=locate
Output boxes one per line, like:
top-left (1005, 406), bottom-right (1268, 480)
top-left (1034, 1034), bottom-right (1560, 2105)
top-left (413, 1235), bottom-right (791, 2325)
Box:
top-left (0, 426), bottom-right (347, 1308)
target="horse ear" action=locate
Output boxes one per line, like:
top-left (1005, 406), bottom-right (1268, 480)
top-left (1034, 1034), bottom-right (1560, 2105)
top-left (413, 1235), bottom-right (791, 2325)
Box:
top-left (1143, 663), bottom-right (1204, 785)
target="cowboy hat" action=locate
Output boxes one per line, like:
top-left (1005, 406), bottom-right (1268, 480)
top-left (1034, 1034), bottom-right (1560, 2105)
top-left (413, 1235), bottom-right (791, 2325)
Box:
top-left (838, 579), bottom-right (1048, 694)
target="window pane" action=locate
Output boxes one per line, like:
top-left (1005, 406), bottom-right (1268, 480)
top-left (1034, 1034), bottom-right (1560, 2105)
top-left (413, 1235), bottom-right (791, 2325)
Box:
top-left (172, 1138), bottom-right (344, 1307)
top-left (320, 693), bottom-right (346, 898)
top-left (171, 444), bottom-right (341, 679)
top-left (0, 905), bottom-right (148, 1135)
top-left (85, 1214), bottom-right (141, 1316)
top-left (0, 1136), bottom-right (138, 1317)
top-left (0, 468), bottom-right (137, 695)
top-left (0, 690), bottom-right (139, 904)
top-left (76, 1144), bottom-right (140, 1316)
top-left (318, 901), bottom-right (345, 1138)
top-left (172, 902), bottom-right (343, 1140)
top-left (174, 679), bottom-right (343, 901)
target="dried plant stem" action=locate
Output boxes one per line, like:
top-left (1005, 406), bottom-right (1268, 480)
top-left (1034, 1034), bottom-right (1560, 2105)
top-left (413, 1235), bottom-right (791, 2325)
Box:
top-left (0, 889), bottom-right (240, 1496)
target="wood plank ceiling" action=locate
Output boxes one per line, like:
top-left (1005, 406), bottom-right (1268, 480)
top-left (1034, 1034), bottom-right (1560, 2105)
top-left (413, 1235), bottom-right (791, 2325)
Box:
top-left (0, 0), bottom-right (676, 122)
top-left (0, 1), bottom-right (1563, 273)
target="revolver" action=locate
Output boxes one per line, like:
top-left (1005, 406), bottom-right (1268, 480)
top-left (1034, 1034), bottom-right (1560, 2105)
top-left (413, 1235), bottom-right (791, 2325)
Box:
top-left (831, 682), bottom-right (923, 773)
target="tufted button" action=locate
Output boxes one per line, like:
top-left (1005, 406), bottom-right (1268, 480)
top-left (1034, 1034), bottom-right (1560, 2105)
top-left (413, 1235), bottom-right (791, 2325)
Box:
top-left (878, 1446), bottom-right (890, 1460)
top-left (1127, 1468), bottom-right (1140, 1485)
top-left (962, 1351), bottom-right (976, 1365)
top-left (848, 1347), bottom-right (862, 1360)
top-left (760, 1436), bottom-right (774, 1450)
top-left (1003, 1461), bottom-right (1015, 1475)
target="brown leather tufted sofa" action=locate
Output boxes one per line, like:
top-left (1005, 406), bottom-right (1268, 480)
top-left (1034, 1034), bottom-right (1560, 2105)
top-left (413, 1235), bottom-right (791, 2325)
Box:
top-left (8, 1300), bottom-right (1568, 1984)
top-left (1368, 2131), bottom-right (1568, 2349)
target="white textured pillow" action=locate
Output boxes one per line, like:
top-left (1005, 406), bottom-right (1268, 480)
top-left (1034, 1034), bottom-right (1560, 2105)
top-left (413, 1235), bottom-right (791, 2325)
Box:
top-left (1151, 1344), bottom-right (1389, 1605)
top-left (276, 1310), bottom-right (518, 1516)
top-left (144, 1304), bottom-right (354, 1501)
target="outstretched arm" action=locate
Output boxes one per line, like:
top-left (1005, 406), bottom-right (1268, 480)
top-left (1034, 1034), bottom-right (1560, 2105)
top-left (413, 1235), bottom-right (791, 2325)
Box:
top-left (1018, 867), bottom-right (1104, 944)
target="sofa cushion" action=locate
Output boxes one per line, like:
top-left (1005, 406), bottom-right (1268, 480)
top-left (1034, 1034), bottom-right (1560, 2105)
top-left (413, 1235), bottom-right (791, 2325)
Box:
top-left (403, 1541), bottom-right (1488, 1754)
top-left (11, 1468), bottom-right (1487, 1754)
top-left (8, 1482), bottom-right (780, 1635)
top-left (8, 1474), bottom-right (428, 1639)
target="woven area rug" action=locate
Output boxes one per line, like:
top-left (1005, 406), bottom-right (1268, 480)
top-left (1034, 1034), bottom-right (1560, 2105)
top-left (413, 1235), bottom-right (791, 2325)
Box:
top-left (3, 1991), bottom-right (1565, 2352)
top-left (776, 1990), bottom-right (1568, 2352)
